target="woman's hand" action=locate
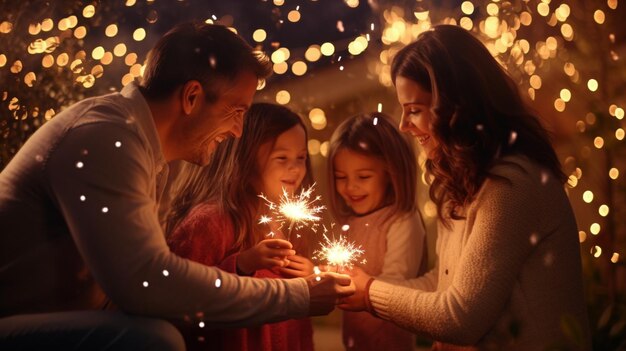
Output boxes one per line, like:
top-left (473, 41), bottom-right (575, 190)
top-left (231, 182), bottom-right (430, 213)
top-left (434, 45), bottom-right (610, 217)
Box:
top-left (237, 239), bottom-right (295, 275)
top-left (337, 266), bottom-right (373, 312)
top-left (279, 254), bottom-right (315, 278)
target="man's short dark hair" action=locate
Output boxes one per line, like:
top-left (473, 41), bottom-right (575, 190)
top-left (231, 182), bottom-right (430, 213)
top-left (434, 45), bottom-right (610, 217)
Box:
top-left (141, 21), bottom-right (272, 101)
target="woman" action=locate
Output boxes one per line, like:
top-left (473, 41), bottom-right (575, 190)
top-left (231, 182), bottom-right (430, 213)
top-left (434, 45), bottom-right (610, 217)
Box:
top-left (339, 25), bottom-right (591, 351)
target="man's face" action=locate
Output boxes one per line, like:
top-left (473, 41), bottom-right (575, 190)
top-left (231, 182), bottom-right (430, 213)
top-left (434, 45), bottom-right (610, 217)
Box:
top-left (182, 71), bottom-right (258, 166)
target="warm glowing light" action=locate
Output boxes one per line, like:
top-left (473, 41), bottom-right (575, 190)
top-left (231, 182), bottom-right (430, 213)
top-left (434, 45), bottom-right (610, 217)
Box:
top-left (599, 204), bottom-right (609, 217)
top-left (345, 0), bottom-right (359, 8)
top-left (414, 11), bottom-right (430, 21)
top-left (321, 42), bottom-right (335, 56)
top-left (271, 48), bottom-right (290, 64)
top-left (594, 10), bottom-right (606, 24)
top-left (91, 46), bottom-right (105, 60)
top-left (608, 0), bottom-right (618, 9)
top-left (590, 223), bottom-right (601, 235)
top-left (83, 5), bottom-right (96, 18)
top-left (484, 16), bottom-right (500, 38)
top-left (253, 29), bottom-right (266, 42)
top-left (305, 45), bottom-right (322, 62)
top-left (486, 3), bottom-right (499, 16)
top-left (461, 1), bottom-right (474, 15)
top-left (460, 17), bottom-right (473, 30)
top-left (315, 234), bottom-right (364, 272)
top-left (530, 75), bottom-right (542, 89)
top-left (616, 128), bottom-right (625, 140)
top-left (537, 2), bottom-right (550, 17)
top-left (308, 139), bottom-right (321, 155)
top-left (561, 23), bottom-right (574, 41)
top-left (291, 61), bottom-right (307, 76)
top-left (520, 12), bottom-right (532, 26)
top-left (309, 108), bottom-right (327, 130)
top-left (259, 185), bottom-right (325, 241)
top-left (579, 231), bottom-right (586, 243)
top-left (587, 79), bottom-right (598, 92)
top-left (615, 107), bottom-right (624, 120)
top-left (611, 253), bottom-right (620, 263)
top-left (555, 4), bottom-right (570, 21)
top-left (74, 26), bottom-right (87, 39)
top-left (583, 190), bottom-right (594, 203)
top-left (560, 89), bottom-right (571, 102)
top-left (592, 245), bottom-right (602, 258)
top-left (104, 24), bottom-right (117, 38)
top-left (133, 28), bottom-right (146, 41)
top-left (609, 168), bottom-right (619, 180)
top-left (287, 10), bottom-right (301, 23)
top-left (554, 99), bottom-right (566, 112)
top-left (594, 136), bottom-right (604, 149)
top-left (113, 43), bottom-right (127, 57)
top-left (273, 62), bottom-right (288, 75)
top-left (273, 0), bottom-right (285, 5)
top-left (276, 90), bottom-right (290, 105)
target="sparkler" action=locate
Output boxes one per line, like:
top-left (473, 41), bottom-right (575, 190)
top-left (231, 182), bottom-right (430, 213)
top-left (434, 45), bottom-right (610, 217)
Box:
top-left (315, 233), bottom-right (364, 273)
top-left (258, 184), bottom-right (325, 242)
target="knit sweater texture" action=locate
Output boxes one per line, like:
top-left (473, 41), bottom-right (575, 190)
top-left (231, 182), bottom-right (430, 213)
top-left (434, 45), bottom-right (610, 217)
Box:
top-left (368, 155), bottom-right (591, 350)
top-left (168, 203), bottom-right (314, 351)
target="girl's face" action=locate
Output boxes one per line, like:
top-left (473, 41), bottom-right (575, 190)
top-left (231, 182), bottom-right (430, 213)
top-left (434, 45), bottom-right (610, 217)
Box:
top-left (256, 125), bottom-right (308, 202)
top-left (396, 76), bottom-right (439, 159)
top-left (333, 148), bottom-right (390, 215)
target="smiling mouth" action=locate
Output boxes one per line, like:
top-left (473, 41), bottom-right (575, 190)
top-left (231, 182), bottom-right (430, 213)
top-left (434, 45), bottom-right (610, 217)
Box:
top-left (348, 195), bottom-right (366, 202)
top-left (281, 179), bottom-right (297, 186)
top-left (416, 135), bottom-right (430, 145)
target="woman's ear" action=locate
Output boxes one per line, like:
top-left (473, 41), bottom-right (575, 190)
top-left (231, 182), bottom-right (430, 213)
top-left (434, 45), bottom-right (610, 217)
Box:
top-left (181, 80), bottom-right (203, 116)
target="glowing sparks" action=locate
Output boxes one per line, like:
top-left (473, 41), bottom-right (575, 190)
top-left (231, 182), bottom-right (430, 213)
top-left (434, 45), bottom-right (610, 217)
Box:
top-left (315, 234), bottom-right (364, 272)
top-left (258, 215), bottom-right (272, 224)
top-left (258, 185), bottom-right (325, 241)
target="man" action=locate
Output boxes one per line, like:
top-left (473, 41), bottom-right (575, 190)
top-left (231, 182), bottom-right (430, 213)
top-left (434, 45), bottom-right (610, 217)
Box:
top-left (0, 22), bottom-right (353, 350)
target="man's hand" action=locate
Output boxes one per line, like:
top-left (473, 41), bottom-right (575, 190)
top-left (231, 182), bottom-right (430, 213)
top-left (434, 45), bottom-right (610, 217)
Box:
top-left (337, 266), bottom-right (372, 312)
top-left (306, 272), bottom-right (355, 316)
top-left (237, 239), bottom-right (295, 275)
top-left (278, 255), bottom-right (315, 278)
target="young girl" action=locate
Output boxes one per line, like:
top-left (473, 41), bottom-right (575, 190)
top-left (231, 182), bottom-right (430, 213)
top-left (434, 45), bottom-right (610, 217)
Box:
top-left (327, 112), bottom-right (428, 351)
top-left (166, 103), bottom-right (315, 351)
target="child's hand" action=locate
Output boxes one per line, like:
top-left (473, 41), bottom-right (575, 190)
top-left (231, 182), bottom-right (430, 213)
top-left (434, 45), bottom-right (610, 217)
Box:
top-left (279, 254), bottom-right (315, 278)
top-left (237, 239), bottom-right (295, 275)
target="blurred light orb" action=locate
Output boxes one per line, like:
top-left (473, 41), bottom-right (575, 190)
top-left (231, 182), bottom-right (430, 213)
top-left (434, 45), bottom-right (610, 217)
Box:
top-left (461, 1), bottom-right (474, 15)
top-left (583, 190), bottom-right (594, 203)
top-left (305, 45), bottom-right (322, 62)
top-left (276, 90), bottom-right (290, 105)
top-left (321, 42), bottom-right (335, 56)
top-left (291, 61), bottom-right (307, 76)
top-left (587, 79), bottom-right (598, 92)
top-left (133, 28), bottom-right (146, 41)
top-left (252, 29), bottom-right (266, 42)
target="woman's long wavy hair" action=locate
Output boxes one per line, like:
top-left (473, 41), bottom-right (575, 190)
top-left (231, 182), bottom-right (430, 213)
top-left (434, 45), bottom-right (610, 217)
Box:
top-left (391, 25), bottom-right (566, 226)
top-left (327, 113), bottom-right (418, 225)
top-left (165, 103), bottom-right (313, 251)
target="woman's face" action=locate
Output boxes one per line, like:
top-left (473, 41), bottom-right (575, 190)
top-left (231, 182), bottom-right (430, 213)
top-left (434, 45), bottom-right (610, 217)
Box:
top-left (396, 76), bottom-right (439, 159)
top-left (256, 125), bottom-right (308, 202)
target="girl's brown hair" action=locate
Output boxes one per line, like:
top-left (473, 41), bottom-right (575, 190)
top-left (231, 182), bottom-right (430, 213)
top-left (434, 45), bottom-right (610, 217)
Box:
top-left (391, 25), bottom-right (566, 226)
top-left (165, 103), bottom-right (313, 251)
top-left (327, 113), bottom-right (418, 224)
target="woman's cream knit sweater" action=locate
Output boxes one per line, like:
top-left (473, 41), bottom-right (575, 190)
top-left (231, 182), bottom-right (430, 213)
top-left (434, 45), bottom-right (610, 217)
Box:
top-left (368, 155), bottom-right (591, 350)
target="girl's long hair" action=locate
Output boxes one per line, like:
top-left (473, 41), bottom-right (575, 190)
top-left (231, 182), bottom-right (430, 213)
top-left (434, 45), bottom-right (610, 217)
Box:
top-left (391, 25), bottom-right (566, 226)
top-left (327, 113), bottom-right (418, 225)
top-left (165, 103), bottom-right (313, 251)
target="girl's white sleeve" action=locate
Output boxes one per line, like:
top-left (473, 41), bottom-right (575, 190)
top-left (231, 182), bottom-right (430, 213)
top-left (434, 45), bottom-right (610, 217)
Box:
top-left (378, 213), bottom-right (426, 281)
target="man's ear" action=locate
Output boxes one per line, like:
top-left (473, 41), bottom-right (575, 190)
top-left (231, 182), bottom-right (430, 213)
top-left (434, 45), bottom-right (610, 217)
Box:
top-left (181, 80), bottom-right (203, 116)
